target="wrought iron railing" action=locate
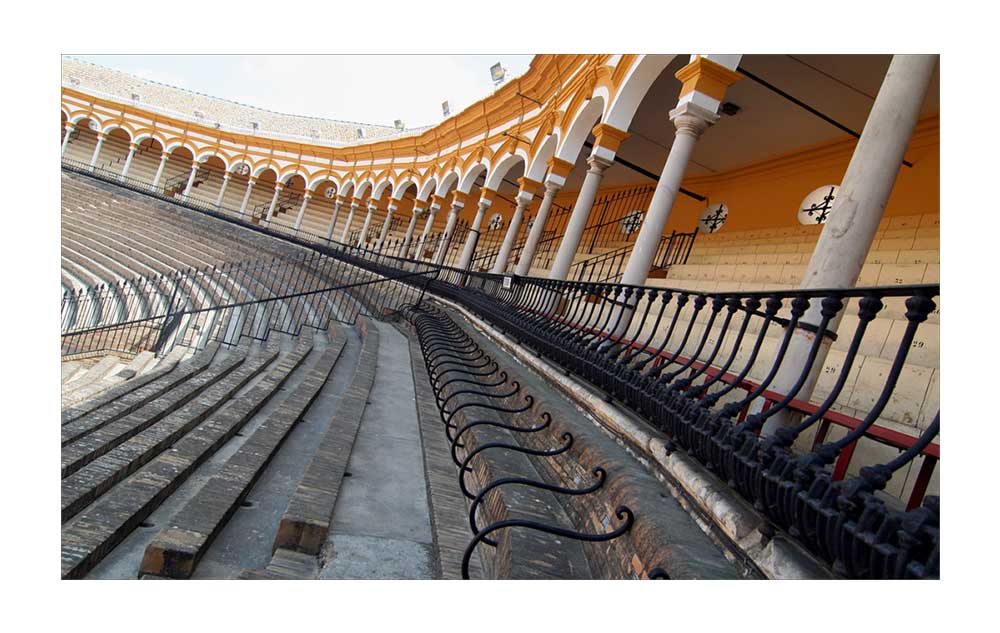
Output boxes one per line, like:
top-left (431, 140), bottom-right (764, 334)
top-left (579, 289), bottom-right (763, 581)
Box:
top-left (61, 248), bottom-right (438, 358)
top-left (61, 158), bottom-right (941, 578)
top-left (408, 304), bottom-right (634, 578)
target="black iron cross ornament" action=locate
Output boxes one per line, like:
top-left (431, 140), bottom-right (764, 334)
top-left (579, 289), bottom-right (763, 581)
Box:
top-left (802, 186), bottom-right (837, 224)
top-left (701, 204), bottom-right (728, 232)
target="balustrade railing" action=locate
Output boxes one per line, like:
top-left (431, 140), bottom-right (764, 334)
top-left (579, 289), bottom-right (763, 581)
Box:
top-left (408, 304), bottom-right (634, 578)
top-left (61, 158), bottom-right (941, 578)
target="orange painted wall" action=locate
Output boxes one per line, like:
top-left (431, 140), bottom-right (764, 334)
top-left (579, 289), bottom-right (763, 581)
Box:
top-left (433, 115), bottom-right (939, 240)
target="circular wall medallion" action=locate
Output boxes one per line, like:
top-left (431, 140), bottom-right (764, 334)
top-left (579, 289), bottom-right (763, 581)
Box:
top-left (88, 120), bottom-right (100, 131)
top-left (234, 163), bottom-right (250, 176)
top-left (324, 186), bottom-right (336, 198)
top-left (798, 185), bottom-right (840, 225)
top-left (487, 212), bottom-right (504, 231)
top-left (699, 202), bottom-right (729, 233)
top-left (620, 210), bottom-right (644, 235)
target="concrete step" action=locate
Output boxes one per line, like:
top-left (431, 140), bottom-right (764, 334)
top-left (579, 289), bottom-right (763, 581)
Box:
top-left (61, 348), bottom-right (237, 477)
top-left (62, 355), bottom-right (121, 396)
top-left (61, 348), bottom-right (274, 522)
top-left (138, 328), bottom-right (347, 578)
top-left (61, 351), bottom-right (158, 410)
top-left (61, 346), bottom-right (210, 445)
top-left (60, 340), bottom-right (304, 579)
top-left (62, 361), bottom-right (83, 384)
top-left (268, 320), bottom-right (378, 561)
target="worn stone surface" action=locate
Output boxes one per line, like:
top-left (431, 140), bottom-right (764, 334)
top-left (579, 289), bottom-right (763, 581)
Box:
top-left (60, 342), bottom-right (301, 579)
top-left (139, 331), bottom-right (343, 578)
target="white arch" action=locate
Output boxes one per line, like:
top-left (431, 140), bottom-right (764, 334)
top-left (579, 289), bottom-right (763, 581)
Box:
top-left (196, 150), bottom-right (229, 169)
top-left (70, 113), bottom-right (101, 128)
top-left (252, 164), bottom-right (278, 178)
top-left (457, 160), bottom-right (488, 194)
top-left (554, 95), bottom-right (605, 163)
top-left (603, 54), bottom-right (678, 132)
top-left (340, 181), bottom-right (356, 199)
top-left (101, 123), bottom-right (133, 139)
top-left (282, 170), bottom-right (309, 186)
top-left (133, 133), bottom-right (165, 153)
top-left (354, 180), bottom-right (373, 199)
top-left (165, 141), bottom-right (196, 156)
top-left (307, 173), bottom-right (341, 190)
top-left (417, 177), bottom-right (437, 202)
top-left (436, 172), bottom-right (459, 197)
top-left (392, 176), bottom-right (418, 201)
top-left (484, 151), bottom-right (527, 191)
top-left (525, 133), bottom-right (558, 182)
top-left (372, 179), bottom-right (393, 200)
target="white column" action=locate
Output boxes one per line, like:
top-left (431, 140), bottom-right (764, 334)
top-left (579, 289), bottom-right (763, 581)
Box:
top-left (215, 172), bottom-right (232, 209)
top-left (182, 162), bottom-right (200, 199)
top-left (516, 181), bottom-right (562, 276)
top-left (265, 183), bottom-right (283, 222)
top-left (619, 103), bottom-right (716, 287)
top-left (151, 154), bottom-right (169, 191)
top-left (238, 178), bottom-right (255, 216)
top-left (761, 54), bottom-right (938, 437)
top-left (293, 192), bottom-right (312, 230)
top-left (358, 202), bottom-right (377, 248)
top-left (88, 133), bottom-right (106, 169)
top-left (548, 156), bottom-right (612, 280)
top-left (340, 201), bottom-right (360, 243)
top-left (492, 192), bottom-right (533, 274)
top-left (458, 198), bottom-right (492, 270)
top-left (377, 202), bottom-right (398, 251)
top-left (434, 202), bottom-right (464, 265)
top-left (119, 143), bottom-right (138, 180)
top-left (400, 206), bottom-right (423, 258)
top-left (61, 123), bottom-right (75, 157)
top-left (416, 204), bottom-right (439, 260)
top-left (326, 199), bottom-right (344, 241)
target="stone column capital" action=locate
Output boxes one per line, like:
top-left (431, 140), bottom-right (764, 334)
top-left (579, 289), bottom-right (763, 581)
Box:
top-left (302, 191), bottom-right (312, 200)
top-left (542, 179), bottom-right (564, 196)
top-left (222, 171), bottom-right (233, 180)
top-left (274, 182), bottom-right (285, 191)
top-left (669, 101), bottom-right (719, 139)
top-left (586, 154), bottom-right (614, 174)
top-left (412, 206), bottom-right (426, 216)
top-left (387, 202), bottom-right (399, 213)
top-left (128, 142), bottom-right (139, 150)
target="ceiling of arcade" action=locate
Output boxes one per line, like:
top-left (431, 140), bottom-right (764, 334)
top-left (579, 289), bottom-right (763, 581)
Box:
top-left (563, 53), bottom-right (940, 192)
top-left (62, 54), bottom-right (940, 201)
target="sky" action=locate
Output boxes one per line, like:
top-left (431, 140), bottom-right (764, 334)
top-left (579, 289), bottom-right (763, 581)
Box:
top-left (70, 55), bottom-right (535, 129)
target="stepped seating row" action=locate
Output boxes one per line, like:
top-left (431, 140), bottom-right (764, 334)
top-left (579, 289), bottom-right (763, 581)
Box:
top-left (61, 328), bottom-right (314, 578)
top-left (61, 351), bottom-right (161, 410)
top-left (61, 172), bottom-right (377, 351)
top-left (61, 316), bottom-right (389, 579)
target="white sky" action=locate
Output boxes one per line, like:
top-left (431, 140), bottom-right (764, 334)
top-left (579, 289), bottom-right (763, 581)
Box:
top-left (69, 55), bottom-right (535, 129)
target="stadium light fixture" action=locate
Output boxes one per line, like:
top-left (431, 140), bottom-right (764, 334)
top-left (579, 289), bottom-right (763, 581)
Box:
top-left (490, 62), bottom-right (506, 85)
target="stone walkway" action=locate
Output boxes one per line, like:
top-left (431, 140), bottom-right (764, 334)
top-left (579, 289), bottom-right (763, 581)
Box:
top-left (318, 321), bottom-right (435, 579)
